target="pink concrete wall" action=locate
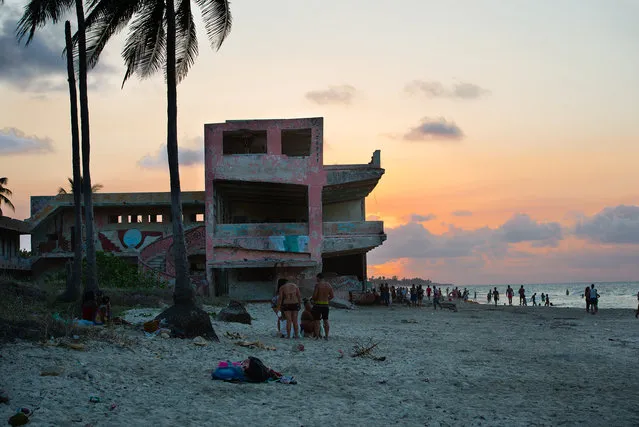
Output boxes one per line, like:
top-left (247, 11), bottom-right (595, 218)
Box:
top-left (204, 118), bottom-right (327, 285)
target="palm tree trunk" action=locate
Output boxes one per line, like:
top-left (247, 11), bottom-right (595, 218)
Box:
top-left (60, 21), bottom-right (83, 302)
top-left (155, 0), bottom-right (217, 340)
top-left (165, 0), bottom-right (193, 306)
top-left (75, 0), bottom-right (98, 292)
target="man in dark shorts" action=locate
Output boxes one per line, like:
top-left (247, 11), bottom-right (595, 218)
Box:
top-left (312, 273), bottom-right (334, 340)
top-left (277, 278), bottom-right (302, 338)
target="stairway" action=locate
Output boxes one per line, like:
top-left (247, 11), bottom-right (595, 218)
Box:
top-left (146, 254), bottom-right (166, 273)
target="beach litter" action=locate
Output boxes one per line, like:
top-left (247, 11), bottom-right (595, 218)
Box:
top-left (193, 336), bottom-right (208, 346)
top-left (224, 331), bottom-right (246, 340)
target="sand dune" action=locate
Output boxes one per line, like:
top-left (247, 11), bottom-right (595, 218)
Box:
top-left (1, 302), bottom-right (639, 426)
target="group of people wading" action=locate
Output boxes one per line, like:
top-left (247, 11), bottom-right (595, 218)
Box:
top-left (271, 273), bottom-right (334, 340)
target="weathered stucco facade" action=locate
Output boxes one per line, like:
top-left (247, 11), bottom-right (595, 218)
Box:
top-left (25, 117), bottom-right (386, 300)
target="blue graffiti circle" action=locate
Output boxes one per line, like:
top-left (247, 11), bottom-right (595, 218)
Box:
top-left (123, 229), bottom-right (143, 248)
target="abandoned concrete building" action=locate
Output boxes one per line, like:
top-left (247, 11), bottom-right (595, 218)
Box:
top-left (24, 117), bottom-right (386, 300)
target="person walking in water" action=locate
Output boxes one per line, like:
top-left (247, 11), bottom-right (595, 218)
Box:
top-left (519, 285), bottom-right (526, 306)
top-left (492, 287), bottom-right (499, 306)
top-left (312, 273), bottom-right (334, 340)
top-left (589, 284), bottom-right (599, 314)
top-left (584, 285), bottom-right (591, 313)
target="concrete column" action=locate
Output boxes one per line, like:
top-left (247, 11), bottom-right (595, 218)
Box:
top-left (267, 128), bottom-right (281, 155)
top-left (308, 185), bottom-right (323, 274)
top-left (204, 125), bottom-right (222, 291)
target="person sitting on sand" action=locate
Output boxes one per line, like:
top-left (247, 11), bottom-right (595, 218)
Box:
top-left (81, 290), bottom-right (98, 322)
top-left (300, 299), bottom-right (316, 337)
top-left (276, 278), bottom-right (302, 339)
top-left (312, 273), bottom-right (334, 340)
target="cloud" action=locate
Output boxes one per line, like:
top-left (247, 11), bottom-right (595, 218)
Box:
top-left (137, 138), bottom-right (204, 169)
top-left (370, 213), bottom-right (564, 266)
top-left (452, 210), bottom-right (473, 217)
top-left (404, 80), bottom-right (490, 99)
top-left (402, 117), bottom-right (464, 141)
top-left (496, 213), bottom-right (562, 247)
top-left (575, 205), bottom-right (639, 244)
top-left (305, 85), bottom-right (357, 105)
top-left (0, 127), bottom-right (54, 155)
top-left (0, 9), bottom-right (116, 93)
top-left (410, 213), bottom-right (436, 222)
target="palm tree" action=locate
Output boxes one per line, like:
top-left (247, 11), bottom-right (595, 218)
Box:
top-left (0, 177), bottom-right (15, 216)
top-left (83, 0), bottom-right (232, 338)
top-left (58, 21), bottom-right (83, 302)
top-left (17, 0), bottom-right (100, 294)
top-left (58, 177), bottom-right (104, 195)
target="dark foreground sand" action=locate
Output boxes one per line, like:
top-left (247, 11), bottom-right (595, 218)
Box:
top-left (1, 302), bottom-right (638, 426)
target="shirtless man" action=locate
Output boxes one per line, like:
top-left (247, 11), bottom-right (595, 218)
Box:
top-left (276, 278), bottom-right (302, 339)
top-left (312, 273), bottom-right (334, 340)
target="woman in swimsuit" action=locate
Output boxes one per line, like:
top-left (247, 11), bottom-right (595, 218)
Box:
top-left (276, 278), bottom-right (302, 339)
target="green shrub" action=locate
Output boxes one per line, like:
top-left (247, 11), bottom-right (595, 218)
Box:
top-left (83, 252), bottom-right (167, 289)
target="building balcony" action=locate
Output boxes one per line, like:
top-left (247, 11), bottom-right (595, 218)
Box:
top-left (0, 256), bottom-right (33, 271)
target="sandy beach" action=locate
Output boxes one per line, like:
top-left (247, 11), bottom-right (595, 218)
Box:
top-left (2, 301), bottom-right (639, 426)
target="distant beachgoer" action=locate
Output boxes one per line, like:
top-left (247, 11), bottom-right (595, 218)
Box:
top-left (426, 285), bottom-right (432, 301)
top-left (433, 286), bottom-right (443, 310)
top-left (589, 284), bottom-right (599, 314)
top-left (487, 291), bottom-right (492, 304)
top-left (545, 294), bottom-right (550, 307)
top-left (277, 278), bottom-right (302, 339)
top-left (531, 293), bottom-right (537, 306)
top-left (635, 291), bottom-right (639, 318)
top-left (492, 287), bottom-right (499, 306)
top-left (519, 285), bottom-right (526, 306)
top-left (474, 291), bottom-right (477, 300)
top-left (81, 290), bottom-right (98, 322)
top-left (312, 273), bottom-right (334, 340)
top-left (410, 284), bottom-right (418, 307)
top-left (566, 289), bottom-right (569, 296)
top-left (272, 280), bottom-right (286, 336)
top-left (541, 293), bottom-right (546, 303)
top-left (584, 285), bottom-right (591, 313)
top-left (506, 285), bottom-right (514, 305)
top-left (418, 285), bottom-right (424, 307)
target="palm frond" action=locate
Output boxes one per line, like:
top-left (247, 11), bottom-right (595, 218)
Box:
top-left (0, 177), bottom-right (8, 186)
top-left (58, 187), bottom-right (68, 195)
top-left (175, 0), bottom-right (198, 82)
top-left (16, 0), bottom-right (75, 44)
top-left (0, 194), bottom-right (15, 212)
top-left (92, 183), bottom-right (104, 192)
top-left (82, 0), bottom-right (141, 69)
top-left (121, 0), bottom-right (166, 86)
top-left (195, 0), bottom-right (231, 51)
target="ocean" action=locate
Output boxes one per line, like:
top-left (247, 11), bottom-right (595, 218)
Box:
top-left (460, 282), bottom-right (639, 310)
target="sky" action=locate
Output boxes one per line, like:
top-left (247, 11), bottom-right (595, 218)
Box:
top-left (1, 0), bottom-right (639, 285)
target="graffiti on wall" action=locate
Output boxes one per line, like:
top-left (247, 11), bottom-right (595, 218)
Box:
top-left (268, 235), bottom-right (309, 253)
top-left (97, 230), bottom-right (164, 252)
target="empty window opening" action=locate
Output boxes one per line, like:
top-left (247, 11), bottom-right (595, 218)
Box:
top-left (281, 129), bottom-right (312, 157)
top-left (223, 130), bottom-right (268, 155)
top-left (196, 213), bottom-right (204, 222)
top-left (215, 180), bottom-right (308, 224)
top-left (108, 215), bottom-right (118, 224)
top-left (236, 267), bottom-right (274, 282)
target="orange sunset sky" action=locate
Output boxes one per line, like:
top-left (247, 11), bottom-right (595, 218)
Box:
top-left (1, 0), bottom-right (638, 285)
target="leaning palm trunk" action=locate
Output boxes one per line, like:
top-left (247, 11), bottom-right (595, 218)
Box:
top-left (155, 0), bottom-right (217, 340)
top-left (75, 0), bottom-right (99, 293)
top-left (58, 21), bottom-right (83, 302)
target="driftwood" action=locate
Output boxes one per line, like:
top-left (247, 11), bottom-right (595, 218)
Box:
top-left (351, 339), bottom-right (386, 361)
top-left (224, 331), bottom-right (246, 340)
top-left (234, 340), bottom-right (276, 351)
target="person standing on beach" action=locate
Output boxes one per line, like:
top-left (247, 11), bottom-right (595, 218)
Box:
top-left (492, 287), bottom-right (499, 306)
top-left (312, 273), bottom-right (334, 340)
top-left (433, 286), bottom-right (443, 310)
top-left (487, 290), bottom-right (492, 304)
top-left (589, 284), bottom-right (599, 314)
top-left (635, 291), bottom-right (639, 318)
top-left (277, 278), bottom-right (302, 339)
top-left (518, 285), bottom-right (526, 306)
top-left (531, 293), bottom-right (537, 306)
top-left (584, 285), bottom-right (591, 313)
top-left (426, 285), bottom-right (432, 301)
top-left (506, 286), bottom-right (514, 305)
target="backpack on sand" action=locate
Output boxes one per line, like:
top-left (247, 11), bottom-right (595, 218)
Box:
top-left (244, 357), bottom-right (270, 382)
